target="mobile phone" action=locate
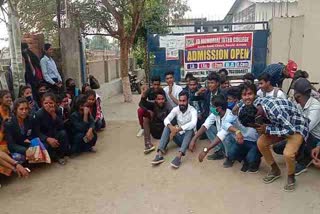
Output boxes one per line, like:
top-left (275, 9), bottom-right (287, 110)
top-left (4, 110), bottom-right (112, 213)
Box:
top-left (25, 168), bottom-right (31, 173)
top-left (83, 136), bottom-right (89, 143)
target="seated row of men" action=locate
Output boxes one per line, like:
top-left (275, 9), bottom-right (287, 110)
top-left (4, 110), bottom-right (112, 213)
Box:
top-left (137, 70), bottom-right (320, 192)
top-left (0, 79), bottom-right (106, 180)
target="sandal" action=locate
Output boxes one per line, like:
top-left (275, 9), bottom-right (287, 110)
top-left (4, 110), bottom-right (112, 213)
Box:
top-left (263, 173), bottom-right (281, 184)
top-left (284, 182), bottom-right (296, 192)
top-left (144, 144), bottom-right (155, 154)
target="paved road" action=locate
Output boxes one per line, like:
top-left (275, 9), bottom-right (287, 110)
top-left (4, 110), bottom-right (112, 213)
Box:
top-left (0, 94), bottom-right (319, 214)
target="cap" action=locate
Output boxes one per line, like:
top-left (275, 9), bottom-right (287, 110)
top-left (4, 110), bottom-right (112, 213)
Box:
top-left (294, 78), bottom-right (312, 94)
top-left (286, 60), bottom-right (298, 78)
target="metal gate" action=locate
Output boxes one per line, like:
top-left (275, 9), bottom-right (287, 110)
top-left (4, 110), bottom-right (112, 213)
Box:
top-left (147, 21), bottom-right (269, 82)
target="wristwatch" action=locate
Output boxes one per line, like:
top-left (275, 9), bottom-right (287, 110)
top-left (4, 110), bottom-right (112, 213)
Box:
top-left (203, 147), bottom-right (208, 153)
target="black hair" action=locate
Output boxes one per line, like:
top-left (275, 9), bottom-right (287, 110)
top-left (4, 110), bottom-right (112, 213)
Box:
top-left (155, 90), bottom-right (166, 98)
top-left (85, 89), bottom-right (96, 98)
top-left (151, 76), bottom-right (161, 83)
top-left (207, 71), bottom-right (221, 83)
top-left (218, 68), bottom-right (229, 76)
top-left (238, 104), bottom-right (258, 127)
top-left (178, 90), bottom-right (189, 100)
top-left (21, 43), bottom-right (29, 50)
top-left (74, 94), bottom-right (88, 112)
top-left (13, 98), bottom-right (29, 115)
top-left (56, 93), bottom-right (68, 104)
top-left (189, 76), bottom-right (198, 83)
top-left (220, 75), bottom-right (228, 84)
top-left (41, 92), bottom-right (56, 103)
top-left (37, 82), bottom-right (47, 91)
top-left (0, 90), bottom-right (10, 100)
top-left (185, 72), bottom-right (194, 80)
top-left (293, 70), bottom-right (309, 81)
top-left (243, 73), bottom-right (255, 83)
top-left (81, 83), bottom-right (91, 94)
top-left (165, 71), bottom-right (174, 78)
top-left (258, 73), bottom-right (271, 82)
top-left (240, 82), bottom-right (257, 96)
top-left (226, 86), bottom-right (241, 100)
top-left (44, 43), bottom-right (51, 51)
top-left (18, 85), bottom-right (32, 98)
top-left (212, 95), bottom-right (227, 111)
top-left (66, 78), bottom-right (75, 87)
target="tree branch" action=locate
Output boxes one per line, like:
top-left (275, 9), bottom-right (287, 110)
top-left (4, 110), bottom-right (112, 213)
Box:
top-left (129, 0), bottom-right (145, 45)
top-left (101, 0), bottom-right (123, 27)
top-left (101, 21), bottom-right (120, 39)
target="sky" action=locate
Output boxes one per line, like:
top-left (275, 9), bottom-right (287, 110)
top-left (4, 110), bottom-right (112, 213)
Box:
top-left (0, 0), bottom-right (236, 48)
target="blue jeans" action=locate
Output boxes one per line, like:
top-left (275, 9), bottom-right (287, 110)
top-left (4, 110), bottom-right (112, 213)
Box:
top-left (228, 140), bottom-right (261, 164)
top-left (158, 127), bottom-right (194, 156)
top-left (206, 125), bottom-right (223, 153)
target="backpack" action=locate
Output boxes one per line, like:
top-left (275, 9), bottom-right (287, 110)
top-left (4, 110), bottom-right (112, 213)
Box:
top-left (89, 75), bottom-right (100, 89)
top-left (263, 87), bottom-right (280, 98)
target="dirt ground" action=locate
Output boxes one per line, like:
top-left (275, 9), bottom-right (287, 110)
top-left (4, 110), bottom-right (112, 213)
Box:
top-left (0, 94), bottom-right (320, 214)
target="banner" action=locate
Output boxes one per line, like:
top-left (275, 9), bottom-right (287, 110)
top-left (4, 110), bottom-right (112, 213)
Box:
top-left (184, 32), bottom-right (253, 76)
top-left (159, 35), bottom-right (185, 60)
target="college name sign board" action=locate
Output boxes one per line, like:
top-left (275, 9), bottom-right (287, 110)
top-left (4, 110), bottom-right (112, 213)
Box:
top-left (184, 32), bottom-right (253, 75)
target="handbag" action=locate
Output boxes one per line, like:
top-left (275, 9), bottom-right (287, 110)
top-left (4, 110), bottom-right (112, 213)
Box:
top-left (26, 138), bottom-right (51, 164)
top-left (89, 75), bottom-right (100, 89)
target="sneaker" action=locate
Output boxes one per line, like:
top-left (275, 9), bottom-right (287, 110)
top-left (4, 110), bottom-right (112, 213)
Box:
top-left (240, 162), bottom-right (249, 173)
top-left (151, 155), bottom-right (164, 165)
top-left (295, 163), bottom-right (307, 176)
top-left (144, 145), bottom-right (155, 154)
top-left (248, 166), bottom-right (259, 174)
top-left (170, 157), bottom-right (181, 169)
top-left (136, 129), bottom-right (144, 137)
top-left (223, 158), bottom-right (234, 168)
top-left (57, 158), bottom-right (66, 165)
top-left (207, 150), bottom-right (225, 160)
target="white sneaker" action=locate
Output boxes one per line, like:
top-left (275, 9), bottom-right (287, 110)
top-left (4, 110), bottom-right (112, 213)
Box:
top-left (136, 129), bottom-right (144, 137)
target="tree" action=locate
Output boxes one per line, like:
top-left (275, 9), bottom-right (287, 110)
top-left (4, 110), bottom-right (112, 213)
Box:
top-left (0, 0), bottom-right (24, 96)
top-left (89, 35), bottom-right (112, 50)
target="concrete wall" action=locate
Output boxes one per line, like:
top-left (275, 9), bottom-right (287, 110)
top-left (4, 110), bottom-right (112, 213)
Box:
top-left (299, 0), bottom-right (320, 83)
top-left (255, 2), bottom-right (300, 21)
top-left (268, 16), bottom-right (304, 66)
top-left (60, 28), bottom-right (82, 87)
top-left (97, 79), bottom-right (123, 99)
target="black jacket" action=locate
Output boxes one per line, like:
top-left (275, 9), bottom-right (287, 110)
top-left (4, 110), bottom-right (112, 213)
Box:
top-left (34, 108), bottom-right (65, 143)
top-left (4, 115), bottom-right (38, 154)
top-left (139, 97), bottom-right (172, 125)
top-left (70, 111), bottom-right (95, 134)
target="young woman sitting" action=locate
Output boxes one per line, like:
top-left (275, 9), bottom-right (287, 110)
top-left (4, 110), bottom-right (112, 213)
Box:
top-left (34, 93), bottom-right (70, 164)
top-left (0, 90), bottom-right (13, 175)
top-left (19, 85), bottom-right (39, 116)
top-left (0, 150), bottom-right (29, 178)
top-left (5, 98), bottom-right (38, 162)
top-left (85, 90), bottom-right (106, 131)
top-left (70, 95), bottom-right (97, 154)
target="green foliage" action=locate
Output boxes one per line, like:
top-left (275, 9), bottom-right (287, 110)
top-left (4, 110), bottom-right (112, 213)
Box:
top-left (89, 35), bottom-right (111, 50)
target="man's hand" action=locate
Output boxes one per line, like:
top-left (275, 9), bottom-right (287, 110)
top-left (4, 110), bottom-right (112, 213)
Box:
top-left (198, 151), bottom-right (207, 162)
top-left (189, 138), bottom-right (197, 152)
top-left (169, 126), bottom-right (179, 141)
top-left (47, 137), bottom-right (60, 148)
top-left (256, 124), bottom-right (267, 135)
top-left (235, 132), bottom-right (244, 144)
top-left (312, 146), bottom-right (320, 159)
top-left (197, 87), bottom-right (206, 95)
top-left (55, 82), bottom-right (63, 88)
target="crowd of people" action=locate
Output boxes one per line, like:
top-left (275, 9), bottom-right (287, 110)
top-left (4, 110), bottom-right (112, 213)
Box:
top-left (0, 43), bottom-right (106, 184)
top-left (137, 61), bottom-right (320, 192)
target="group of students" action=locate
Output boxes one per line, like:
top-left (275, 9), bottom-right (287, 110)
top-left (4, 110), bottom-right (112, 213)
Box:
top-left (0, 44), bottom-right (106, 182)
top-left (136, 62), bottom-right (320, 192)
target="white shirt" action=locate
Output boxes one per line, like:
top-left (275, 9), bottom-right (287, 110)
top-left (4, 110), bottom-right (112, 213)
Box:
top-left (164, 105), bottom-right (197, 134)
top-left (299, 97), bottom-right (320, 139)
top-left (40, 55), bottom-right (62, 85)
top-left (257, 88), bottom-right (287, 99)
top-left (163, 83), bottom-right (183, 107)
top-left (203, 109), bottom-right (236, 142)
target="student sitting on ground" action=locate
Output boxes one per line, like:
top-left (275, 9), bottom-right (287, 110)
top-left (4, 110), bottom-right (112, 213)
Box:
top-left (36, 82), bottom-right (48, 107)
top-left (70, 95), bottom-right (97, 154)
top-left (257, 73), bottom-right (287, 99)
top-left (163, 71), bottom-right (183, 108)
top-left (273, 78), bottom-right (320, 175)
top-left (19, 85), bottom-right (39, 116)
top-left (194, 72), bottom-right (226, 160)
top-left (85, 90), bottom-right (106, 131)
top-left (81, 83), bottom-right (91, 94)
top-left (0, 90), bottom-right (13, 176)
top-left (183, 72), bottom-right (202, 91)
top-left (5, 98), bottom-right (38, 162)
top-left (238, 89), bottom-right (309, 192)
top-left (136, 76), bottom-right (163, 137)
top-left (34, 93), bottom-right (70, 165)
top-left (0, 150), bottom-right (29, 178)
top-left (151, 91), bottom-right (197, 169)
top-left (243, 73), bottom-right (255, 84)
top-left (57, 93), bottom-right (71, 124)
top-left (189, 95), bottom-right (238, 168)
top-left (220, 75), bottom-right (230, 90)
top-left (66, 78), bottom-right (81, 99)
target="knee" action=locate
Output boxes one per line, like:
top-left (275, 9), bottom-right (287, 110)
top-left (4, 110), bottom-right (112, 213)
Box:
top-left (137, 107), bottom-right (144, 115)
top-left (257, 137), bottom-right (268, 151)
top-left (283, 149), bottom-right (296, 160)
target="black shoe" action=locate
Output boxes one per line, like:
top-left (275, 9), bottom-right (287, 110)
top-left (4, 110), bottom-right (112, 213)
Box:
top-left (223, 158), bottom-right (234, 168)
top-left (248, 161), bottom-right (260, 174)
top-left (207, 150), bottom-right (225, 160)
top-left (151, 155), bottom-right (164, 165)
top-left (240, 161), bottom-right (249, 172)
top-left (170, 156), bottom-right (181, 169)
top-left (295, 163), bottom-right (307, 176)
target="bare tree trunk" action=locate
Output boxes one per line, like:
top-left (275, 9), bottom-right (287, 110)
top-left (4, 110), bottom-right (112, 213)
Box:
top-left (120, 38), bottom-right (133, 102)
top-left (143, 38), bottom-right (149, 84)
